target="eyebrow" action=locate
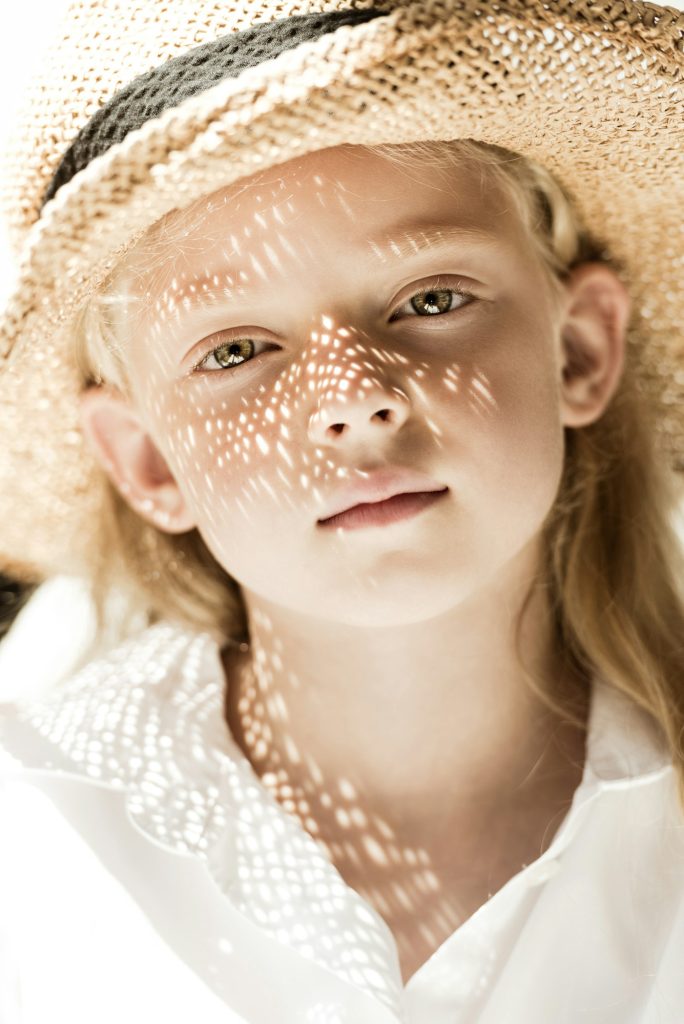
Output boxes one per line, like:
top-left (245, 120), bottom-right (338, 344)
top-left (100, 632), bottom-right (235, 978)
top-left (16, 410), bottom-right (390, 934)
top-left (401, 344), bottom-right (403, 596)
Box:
top-left (364, 221), bottom-right (501, 260)
top-left (152, 221), bottom-right (501, 314)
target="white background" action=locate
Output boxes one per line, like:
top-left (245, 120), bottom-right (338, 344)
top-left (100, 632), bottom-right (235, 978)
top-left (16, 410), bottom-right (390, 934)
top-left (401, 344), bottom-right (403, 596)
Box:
top-left (0, 1), bottom-right (683, 695)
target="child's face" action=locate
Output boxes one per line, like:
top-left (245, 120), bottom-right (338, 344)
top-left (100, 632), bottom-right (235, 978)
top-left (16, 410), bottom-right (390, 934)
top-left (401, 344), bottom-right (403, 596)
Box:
top-left (98, 145), bottom-right (583, 626)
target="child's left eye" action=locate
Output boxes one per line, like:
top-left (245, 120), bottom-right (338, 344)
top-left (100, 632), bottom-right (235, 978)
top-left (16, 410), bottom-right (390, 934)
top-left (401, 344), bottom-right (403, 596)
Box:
top-left (190, 279), bottom-right (476, 375)
top-left (390, 282), bottom-right (476, 322)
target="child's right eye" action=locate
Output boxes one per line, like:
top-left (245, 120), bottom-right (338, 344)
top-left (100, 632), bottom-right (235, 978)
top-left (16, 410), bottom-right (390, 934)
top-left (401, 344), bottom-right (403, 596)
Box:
top-left (191, 336), bottom-right (271, 374)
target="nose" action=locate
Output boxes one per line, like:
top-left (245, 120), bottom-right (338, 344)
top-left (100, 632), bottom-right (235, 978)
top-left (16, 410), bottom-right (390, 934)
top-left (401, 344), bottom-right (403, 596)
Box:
top-left (308, 379), bottom-right (411, 446)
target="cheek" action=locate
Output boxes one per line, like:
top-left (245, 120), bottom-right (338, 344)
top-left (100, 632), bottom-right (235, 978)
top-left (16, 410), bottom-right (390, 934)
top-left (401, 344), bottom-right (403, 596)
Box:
top-left (484, 354), bottom-right (565, 521)
top-left (154, 388), bottom-right (288, 524)
top-left (441, 324), bottom-right (565, 520)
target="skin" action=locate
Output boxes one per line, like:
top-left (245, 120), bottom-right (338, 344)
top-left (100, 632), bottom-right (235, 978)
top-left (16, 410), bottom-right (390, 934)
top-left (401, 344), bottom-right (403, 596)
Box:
top-left (79, 143), bottom-right (631, 983)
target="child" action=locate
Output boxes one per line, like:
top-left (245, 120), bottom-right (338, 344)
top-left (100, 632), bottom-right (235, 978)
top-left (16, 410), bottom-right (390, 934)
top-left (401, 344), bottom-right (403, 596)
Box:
top-left (1, 1), bottom-right (683, 1021)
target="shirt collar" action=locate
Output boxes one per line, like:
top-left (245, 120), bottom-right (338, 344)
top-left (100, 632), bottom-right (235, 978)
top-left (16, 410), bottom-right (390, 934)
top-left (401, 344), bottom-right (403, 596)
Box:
top-left (582, 672), bottom-right (672, 787)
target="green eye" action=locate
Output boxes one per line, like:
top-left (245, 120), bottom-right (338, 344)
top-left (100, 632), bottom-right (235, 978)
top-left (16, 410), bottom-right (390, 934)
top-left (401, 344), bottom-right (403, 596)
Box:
top-left (411, 288), bottom-right (459, 315)
top-left (391, 283), bottom-right (475, 321)
top-left (209, 340), bottom-right (254, 368)
top-left (193, 337), bottom-right (261, 373)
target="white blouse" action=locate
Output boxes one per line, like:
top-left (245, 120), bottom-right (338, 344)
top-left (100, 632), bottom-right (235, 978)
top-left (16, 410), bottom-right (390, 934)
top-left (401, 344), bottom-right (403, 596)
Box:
top-left (0, 620), bottom-right (682, 1024)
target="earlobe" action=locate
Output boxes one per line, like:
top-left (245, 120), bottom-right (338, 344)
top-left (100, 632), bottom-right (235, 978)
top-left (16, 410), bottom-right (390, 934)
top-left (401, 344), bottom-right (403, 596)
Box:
top-left (558, 262), bottom-right (631, 429)
top-left (78, 385), bottom-right (196, 534)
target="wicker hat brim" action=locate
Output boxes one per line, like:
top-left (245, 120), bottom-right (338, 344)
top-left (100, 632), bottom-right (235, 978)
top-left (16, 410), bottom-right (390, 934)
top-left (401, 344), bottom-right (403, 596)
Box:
top-left (1, 0), bottom-right (683, 581)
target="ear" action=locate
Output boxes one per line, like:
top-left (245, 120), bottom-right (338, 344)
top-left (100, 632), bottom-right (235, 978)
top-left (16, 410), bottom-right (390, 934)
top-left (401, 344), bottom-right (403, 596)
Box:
top-left (78, 385), bottom-right (196, 534)
top-left (558, 262), bottom-right (632, 429)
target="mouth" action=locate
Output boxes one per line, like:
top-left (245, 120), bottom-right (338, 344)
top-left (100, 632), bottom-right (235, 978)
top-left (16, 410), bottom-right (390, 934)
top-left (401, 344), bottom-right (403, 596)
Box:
top-left (317, 488), bottom-right (448, 531)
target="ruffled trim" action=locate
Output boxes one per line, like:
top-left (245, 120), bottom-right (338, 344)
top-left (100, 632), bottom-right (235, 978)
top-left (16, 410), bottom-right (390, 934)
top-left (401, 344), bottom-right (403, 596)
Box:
top-left (0, 620), bottom-right (406, 1020)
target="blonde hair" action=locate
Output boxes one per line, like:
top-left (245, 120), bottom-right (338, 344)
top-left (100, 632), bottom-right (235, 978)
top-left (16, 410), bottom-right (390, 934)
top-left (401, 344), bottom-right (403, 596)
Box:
top-left (73, 139), bottom-right (684, 814)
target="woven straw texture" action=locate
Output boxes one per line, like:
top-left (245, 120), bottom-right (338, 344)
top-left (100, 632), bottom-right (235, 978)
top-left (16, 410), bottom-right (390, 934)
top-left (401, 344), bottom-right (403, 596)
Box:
top-left (0, 0), bottom-right (682, 583)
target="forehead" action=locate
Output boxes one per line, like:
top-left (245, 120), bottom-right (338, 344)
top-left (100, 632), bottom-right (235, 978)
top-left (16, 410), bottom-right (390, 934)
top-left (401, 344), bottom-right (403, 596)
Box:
top-left (124, 144), bottom-right (523, 290)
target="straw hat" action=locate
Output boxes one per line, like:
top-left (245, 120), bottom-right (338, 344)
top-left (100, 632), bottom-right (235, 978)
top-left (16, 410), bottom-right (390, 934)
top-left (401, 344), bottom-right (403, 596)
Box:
top-left (0, 0), bottom-right (682, 585)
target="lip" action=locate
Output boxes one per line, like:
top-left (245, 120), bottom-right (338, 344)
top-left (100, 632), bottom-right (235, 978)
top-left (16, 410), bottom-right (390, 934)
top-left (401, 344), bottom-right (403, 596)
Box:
top-left (318, 489), bottom-right (448, 531)
top-left (317, 467), bottom-right (448, 525)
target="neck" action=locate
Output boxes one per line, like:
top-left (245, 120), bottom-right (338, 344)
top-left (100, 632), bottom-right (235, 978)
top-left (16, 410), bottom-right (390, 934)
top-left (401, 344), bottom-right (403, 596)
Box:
top-left (221, 539), bottom-right (590, 867)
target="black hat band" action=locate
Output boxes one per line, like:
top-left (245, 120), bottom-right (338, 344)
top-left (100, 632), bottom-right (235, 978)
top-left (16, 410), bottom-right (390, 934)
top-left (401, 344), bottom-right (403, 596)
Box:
top-left (42, 6), bottom-right (386, 208)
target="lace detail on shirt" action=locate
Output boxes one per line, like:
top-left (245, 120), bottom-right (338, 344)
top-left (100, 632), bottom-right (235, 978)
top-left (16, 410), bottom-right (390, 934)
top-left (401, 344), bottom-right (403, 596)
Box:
top-left (0, 620), bottom-right (406, 1020)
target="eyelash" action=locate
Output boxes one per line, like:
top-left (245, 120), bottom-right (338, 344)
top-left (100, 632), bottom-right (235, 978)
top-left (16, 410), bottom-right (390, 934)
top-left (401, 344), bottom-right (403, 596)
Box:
top-left (190, 278), bottom-right (477, 375)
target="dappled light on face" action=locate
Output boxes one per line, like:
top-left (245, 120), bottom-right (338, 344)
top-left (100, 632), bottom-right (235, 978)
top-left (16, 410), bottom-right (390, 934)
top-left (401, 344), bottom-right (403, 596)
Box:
top-left (140, 281), bottom-right (442, 504)
top-left (94, 140), bottom-right (565, 617)
top-left (130, 185), bottom-right (507, 584)
top-left (113, 145), bottom-right (564, 609)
